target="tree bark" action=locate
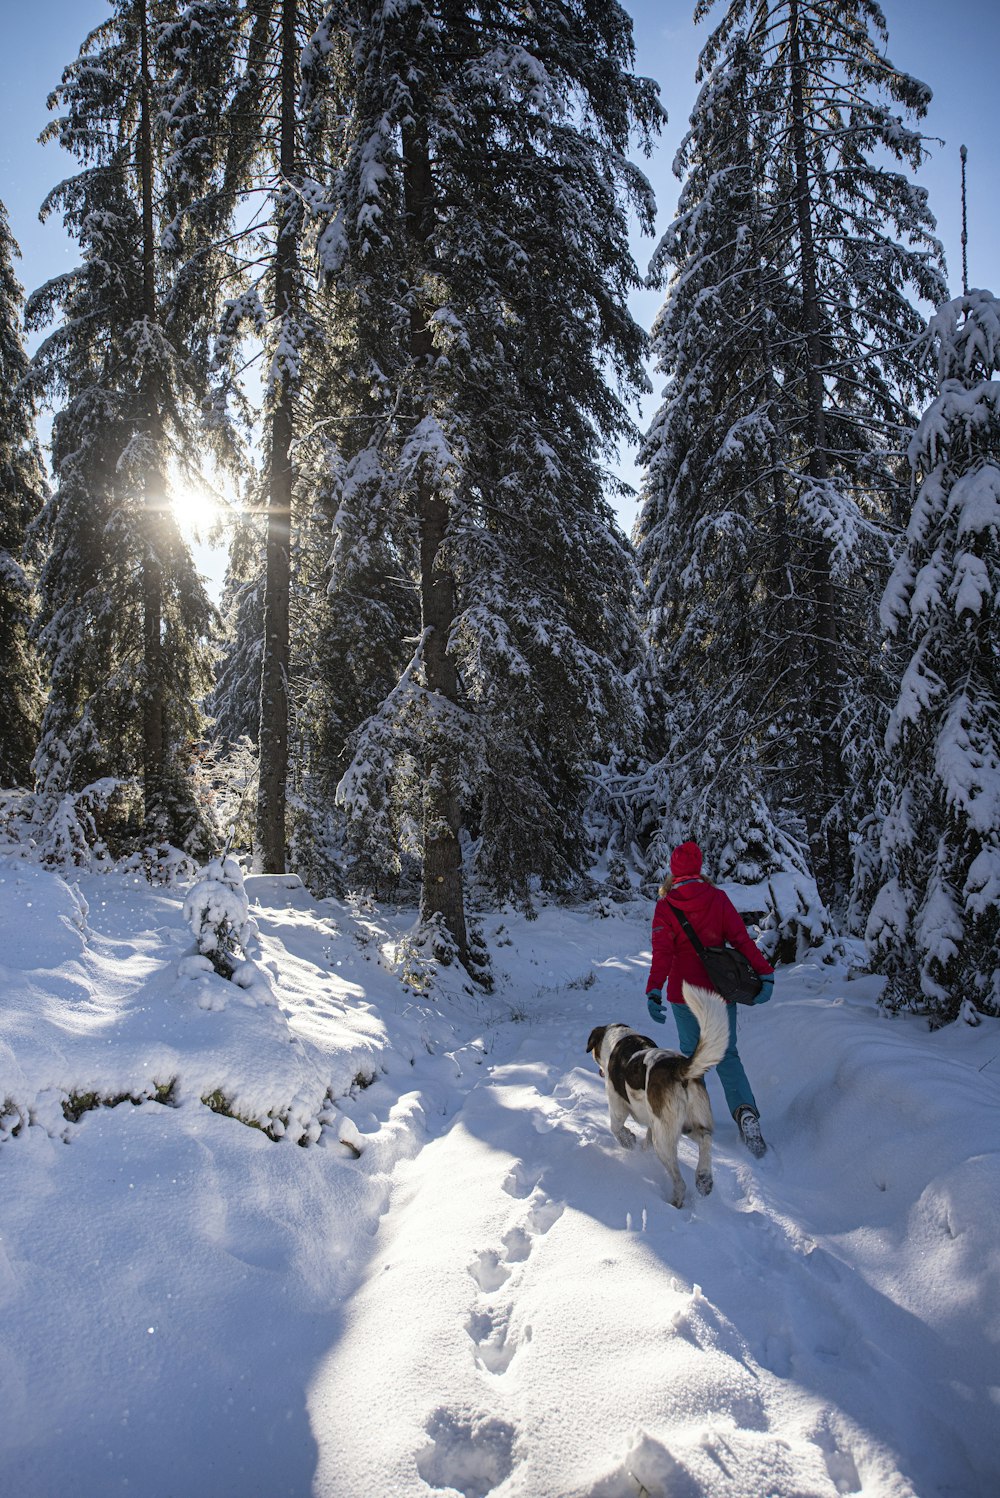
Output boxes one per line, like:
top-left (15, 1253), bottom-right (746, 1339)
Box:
top-left (255, 0), bottom-right (297, 873)
top-left (139, 0), bottom-right (166, 835)
top-left (787, 0), bottom-right (846, 899)
top-left (402, 114), bottom-right (469, 964)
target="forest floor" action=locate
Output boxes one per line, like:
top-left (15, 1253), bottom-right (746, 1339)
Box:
top-left (1, 857), bottom-right (998, 1498)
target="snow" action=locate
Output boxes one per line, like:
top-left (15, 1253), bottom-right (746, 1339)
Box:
top-left (1, 859), bottom-right (998, 1497)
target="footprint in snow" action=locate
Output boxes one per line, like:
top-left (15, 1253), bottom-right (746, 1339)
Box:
top-left (468, 1191), bottom-right (565, 1293)
top-left (416, 1407), bottom-right (516, 1497)
top-left (469, 1248), bottom-right (512, 1293)
top-left (464, 1304), bottom-right (531, 1375)
top-left (502, 1161), bottom-right (540, 1199)
top-left (526, 1197), bottom-right (563, 1235)
top-left (811, 1411), bottom-right (863, 1495)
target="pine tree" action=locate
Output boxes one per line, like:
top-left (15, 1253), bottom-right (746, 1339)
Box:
top-left (305, 0), bottom-right (662, 955)
top-left (157, 0), bottom-right (326, 874)
top-left (28, 3), bottom-right (215, 855)
top-left (867, 290), bottom-right (1000, 1025)
top-left (0, 200), bottom-right (45, 787)
top-left (635, 0), bottom-right (947, 909)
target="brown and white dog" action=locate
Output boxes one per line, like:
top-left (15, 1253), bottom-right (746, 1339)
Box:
top-left (585, 983), bottom-right (730, 1208)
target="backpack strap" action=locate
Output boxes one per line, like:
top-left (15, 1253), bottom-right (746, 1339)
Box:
top-left (664, 902), bottom-right (710, 961)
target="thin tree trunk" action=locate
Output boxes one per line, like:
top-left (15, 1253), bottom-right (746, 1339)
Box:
top-left (787, 0), bottom-right (846, 899)
top-left (255, 0), bottom-right (297, 873)
top-left (751, 188), bottom-right (808, 820)
top-left (139, 0), bottom-right (165, 835)
top-left (402, 114), bottom-right (469, 964)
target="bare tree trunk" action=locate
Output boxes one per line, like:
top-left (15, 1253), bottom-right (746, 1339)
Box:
top-left (402, 114), bottom-right (469, 964)
top-left (788, 0), bottom-right (846, 899)
top-left (255, 0), bottom-right (297, 873)
top-left (139, 0), bottom-right (165, 836)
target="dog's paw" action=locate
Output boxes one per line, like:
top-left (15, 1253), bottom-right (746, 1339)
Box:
top-left (695, 1170), bottom-right (713, 1197)
top-left (669, 1188), bottom-right (686, 1210)
top-left (615, 1128), bottom-right (635, 1150)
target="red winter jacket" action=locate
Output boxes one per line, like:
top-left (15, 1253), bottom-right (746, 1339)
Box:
top-left (647, 876), bottom-right (773, 1005)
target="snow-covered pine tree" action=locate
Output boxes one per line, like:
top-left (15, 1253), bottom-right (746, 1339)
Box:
top-left (157, 0), bottom-right (326, 874)
top-left (304, 0), bottom-right (662, 956)
top-left (636, 0), bottom-right (947, 910)
top-left (284, 411), bottom-right (418, 897)
top-left (867, 290), bottom-right (1000, 1025)
top-left (28, 2), bottom-right (215, 856)
top-left (0, 200), bottom-right (45, 787)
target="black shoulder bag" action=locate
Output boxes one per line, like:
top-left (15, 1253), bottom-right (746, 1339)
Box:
top-left (665, 902), bottom-right (763, 1005)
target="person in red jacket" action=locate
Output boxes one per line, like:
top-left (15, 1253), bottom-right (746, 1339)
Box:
top-left (645, 840), bottom-right (774, 1157)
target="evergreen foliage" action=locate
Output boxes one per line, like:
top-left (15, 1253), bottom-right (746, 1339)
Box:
top-left (0, 200), bottom-right (45, 786)
top-left (867, 291), bottom-right (1000, 1024)
top-left (158, 0), bottom-right (326, 875)
top-left (305, 0), bottom-right (662, 941)
top-left (27, 2), bottom-right (216, 856)
top-left (635, 0), bottom-right (947, 910)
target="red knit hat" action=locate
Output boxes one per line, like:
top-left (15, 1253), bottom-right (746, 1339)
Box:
top-left (670, 841), bottom-right (703, 878)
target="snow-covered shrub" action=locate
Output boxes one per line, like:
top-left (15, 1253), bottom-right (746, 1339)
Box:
top-left (183, 854), bottom-right (256, 979)
top-left (200, 736), bottom-right (259, 854)
top-left (392, 912), bottom-right (492, 995)
top-left (126, 842), bottom-right (198, 887)
top-left (0, 789), bottom-right (34, 858)
top-left (35, 778), bottom-right (132, 869)
top-left (754, 872), bottom-right (833, 965)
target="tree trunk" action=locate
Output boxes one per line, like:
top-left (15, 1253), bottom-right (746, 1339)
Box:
top-left (139, 0), bottom-right (166, 836)
top-left (402, 115), bottom-right (469, 964)
top-left (749, 178), bottom-right (803, 767)
top-left (787, 0), bottom-right (846, 900)
top-left (255, 0), bottom-right (297, 873)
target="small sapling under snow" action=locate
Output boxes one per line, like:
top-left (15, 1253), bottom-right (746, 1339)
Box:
top-left (183, 852), bottom-right (256, 979)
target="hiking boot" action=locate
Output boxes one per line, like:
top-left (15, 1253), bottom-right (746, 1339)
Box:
top-left (735, 1106), bottom-right (767, 1158)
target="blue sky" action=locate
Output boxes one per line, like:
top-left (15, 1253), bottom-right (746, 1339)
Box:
top-left (2, 0), bottom-right (997, 536)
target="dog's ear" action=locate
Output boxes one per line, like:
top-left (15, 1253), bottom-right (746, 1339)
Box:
top-left (585, 1025), bottom-right (607, 1056)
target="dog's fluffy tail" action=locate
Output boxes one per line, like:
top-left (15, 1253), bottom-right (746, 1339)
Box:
top-left (680, 982), bottom-right (730, 1079)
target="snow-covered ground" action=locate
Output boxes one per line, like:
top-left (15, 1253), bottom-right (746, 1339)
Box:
top-left (1, 857), bottom-right (998, 1498)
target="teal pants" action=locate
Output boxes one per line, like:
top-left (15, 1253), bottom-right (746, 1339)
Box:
top-left (672, 1000), bottom-right (758, 1118)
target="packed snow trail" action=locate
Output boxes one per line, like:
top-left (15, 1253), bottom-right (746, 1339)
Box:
top-left (1, 865), bottom-right (998, 1497)
top-left (309, 960), bottom-right (997, 1498)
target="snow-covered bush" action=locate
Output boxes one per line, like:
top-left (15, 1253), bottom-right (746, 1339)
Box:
top-left (392, 912), bottom-right (492, 996)
top-left (127, 842), bottom-right (198, 887)
top-left (0, 789), bottom-right (34, 858)
top-left (182, 854), bottom-right (256, 979)
top-left (866, 291), bottom-right (1000, 1024)
top-left (35, 778), bottom-right (132, 869)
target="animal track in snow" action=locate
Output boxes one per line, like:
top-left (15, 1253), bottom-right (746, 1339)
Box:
top-left (464, 1189), bottom-right (563, 1381)
top-left (811, 1412), bottom-right (863, 1495)
top-left (465, 1304), bottom-right (531, 1375)
top-left (468, 1188), bottom-right (564, 1293)
top-left (527, 1197), bottom-right (564, 1234)
top-left (501, 1224), bottom-right (532, 1263)
top-left (469, 1248), bottom-right (512, 1292)
top-left (502, 1161), bottom-right (540, 1199)
top-left (416, 1407), bottom-right (516, 1497)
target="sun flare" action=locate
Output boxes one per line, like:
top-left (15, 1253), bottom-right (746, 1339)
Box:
top-left (167, 460), bottom-right (241, 543)
top-left (170, 482), bottom-right (218, 536)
